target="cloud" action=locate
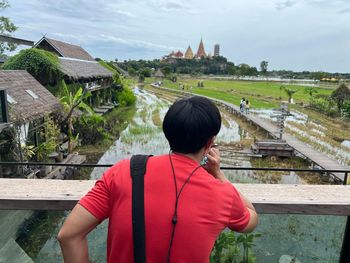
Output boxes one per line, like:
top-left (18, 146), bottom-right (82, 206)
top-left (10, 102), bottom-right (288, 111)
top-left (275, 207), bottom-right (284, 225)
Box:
top-left (38, 0), bottom-right (134, 21)
top-left (338, 8), bottom-right (350, 14)
top-left (151, 0), bottom-right (190, 11)
top-left (99, 34), bottom-right (180, 52)
top-left (163, 1), bottom-right (186, 10)
top-left (275, 0), bottom-right (297, 11)
top-left (4, 0), bottom-right (350, 72)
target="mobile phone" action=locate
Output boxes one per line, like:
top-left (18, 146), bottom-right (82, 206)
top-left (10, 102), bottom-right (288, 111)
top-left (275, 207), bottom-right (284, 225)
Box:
top-left (201, 156), bottom-right (208, 166)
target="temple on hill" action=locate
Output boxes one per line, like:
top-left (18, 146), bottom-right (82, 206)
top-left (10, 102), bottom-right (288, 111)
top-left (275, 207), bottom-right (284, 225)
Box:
top-left (162, 38), bottom-right (215, 60)
top-left (195, 38), bottom-right (206, 58)
top-left (184, 46), bottom-right (193, 59)
top-left (174, 50), bottom-right (183, 58)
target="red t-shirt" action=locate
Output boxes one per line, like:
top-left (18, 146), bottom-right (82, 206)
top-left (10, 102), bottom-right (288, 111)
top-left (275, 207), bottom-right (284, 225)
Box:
top-left (79, 154), bottom-right (250, 263)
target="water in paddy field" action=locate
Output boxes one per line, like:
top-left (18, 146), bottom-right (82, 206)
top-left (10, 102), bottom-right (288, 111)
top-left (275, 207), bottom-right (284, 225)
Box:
top-left (32, 89), bottom-right (345, 262)
top-left (252, 108), bottom-right (350, 167)
top-left (89, 87), bottom-right (257, 182)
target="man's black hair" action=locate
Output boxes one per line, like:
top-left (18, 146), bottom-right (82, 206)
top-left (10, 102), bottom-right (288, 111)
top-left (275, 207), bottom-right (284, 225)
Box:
top-left (163, 96), bottom-right (221, 154)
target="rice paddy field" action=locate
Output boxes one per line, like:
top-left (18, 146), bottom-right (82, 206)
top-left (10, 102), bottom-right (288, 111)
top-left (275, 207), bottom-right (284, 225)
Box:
top-left (145, 77), bottom-right (333, 109)
top-left (144, 77), bottom-right (350, 167)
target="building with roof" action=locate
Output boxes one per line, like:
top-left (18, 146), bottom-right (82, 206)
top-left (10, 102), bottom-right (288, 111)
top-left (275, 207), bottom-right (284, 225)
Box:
top-left (162, 38), bottom-right (219, 61)
top-left (195, 38), bottom-right (206, 58)
top-left (214, 44), bottom-right (220, 57)
top-left (154, 69), bottom-right (165, 79)
top-left (0, 70), bottom-right (62, 164)
top-left (33, 37), bottom-right (115, 108)
top-left (184, 46), bottom-right (194, 59)
top-left (174, 50), bottom-right (183, 58)
top-left (34, 37), bottom-right (94, 61)
top-left (0, 70), bottom-right (61, 127)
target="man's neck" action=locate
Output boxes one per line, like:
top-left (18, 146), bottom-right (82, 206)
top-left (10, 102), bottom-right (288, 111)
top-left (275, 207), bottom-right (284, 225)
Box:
top-left (173, 151), bottom-right (204, 164)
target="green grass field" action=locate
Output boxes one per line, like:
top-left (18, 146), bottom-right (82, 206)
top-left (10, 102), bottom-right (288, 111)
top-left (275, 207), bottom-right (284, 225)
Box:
top-left (146, 77), bottom-right (333, 109)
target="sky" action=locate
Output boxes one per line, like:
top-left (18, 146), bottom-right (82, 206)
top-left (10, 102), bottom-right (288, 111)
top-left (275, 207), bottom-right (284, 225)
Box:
top-left (2, 0), bottom-right (350, 73)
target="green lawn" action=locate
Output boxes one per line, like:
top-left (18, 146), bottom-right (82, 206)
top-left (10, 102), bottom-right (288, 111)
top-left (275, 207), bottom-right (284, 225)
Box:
top-left (146, 77), bottom-right (333, 109)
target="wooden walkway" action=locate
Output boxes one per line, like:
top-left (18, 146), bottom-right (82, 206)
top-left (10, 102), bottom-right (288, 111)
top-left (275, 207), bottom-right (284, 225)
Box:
top-left (150, 85), bottom-right (349, 182)
top-left (216, 99), bottom-right (348, 182)
top-left (1, 179), bottom-right (350, 215)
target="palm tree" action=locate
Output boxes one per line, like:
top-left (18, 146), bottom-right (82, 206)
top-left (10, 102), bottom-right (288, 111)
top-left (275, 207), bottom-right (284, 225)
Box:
top-left (280, 86), bottom-right (298, 103)
top-left (60, 80), bottom-right (93, 153)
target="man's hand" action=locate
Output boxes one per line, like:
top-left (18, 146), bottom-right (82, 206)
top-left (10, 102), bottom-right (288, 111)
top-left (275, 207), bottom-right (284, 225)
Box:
top-left (203, 147), bottom-right (228, 183)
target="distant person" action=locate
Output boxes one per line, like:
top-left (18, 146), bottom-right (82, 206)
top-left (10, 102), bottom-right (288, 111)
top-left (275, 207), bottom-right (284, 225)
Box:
top-left (240, 97), bottom-right (246, 113)
top-left (245, 100), bottom-right (250, 114)
top-left (57, 96), bottom-right (258, 263)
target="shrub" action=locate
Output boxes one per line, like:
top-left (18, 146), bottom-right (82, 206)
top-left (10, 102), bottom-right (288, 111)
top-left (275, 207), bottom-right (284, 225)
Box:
top-left (342, 101), bottom-right (350, 118)
top-left (3, 48), bottom-right (62, 85)
top-left (210, 231), bottom-right (260, 263)
top-left (331, 83), bottom-right (350, 112)
top-left (115, 87), bottom-right (136, 106)
top-left (309, 95), bottom-right (337, 116)
top-left (74, 114), bottom-right (107, 145)
top-left (35, 116), bottom-right (60, 161)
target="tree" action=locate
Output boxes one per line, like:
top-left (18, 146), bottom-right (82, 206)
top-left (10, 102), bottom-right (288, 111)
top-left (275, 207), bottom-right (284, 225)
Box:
top-left (280, 86), bottom-right (298, 103)
top-left (127, 67), bottom-right (137, 77)
top-left (138, 71), bottom-right (145, 83)
top-left (331, 83), bottom-right (350, 113)
top-left (304, 87), bottom-right (318, 97)
top-left (0, 0), bottom-right (18, 57)
top-left (247, 66), bottom-right (258, 76)
top-left (310, 71), bottom-right (328, 81)
top-left (227, 65), bottom-right (236, 75)
top-left (60, 80), bottom-right (93, 153)
top-left (260, 60), bottom-right (268, 75)
top-left (139, 67), bottom-right (151, 78)
top-left (161, 65), bottom-right (172, 76)
top-left (236, 64), bottom-right (250, 76)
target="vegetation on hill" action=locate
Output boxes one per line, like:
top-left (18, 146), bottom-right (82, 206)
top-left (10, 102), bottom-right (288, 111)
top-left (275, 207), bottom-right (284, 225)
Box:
top-left (117, 57), bottom-right (350, 80)
top-left (117, 56), bottom-right (259, 76)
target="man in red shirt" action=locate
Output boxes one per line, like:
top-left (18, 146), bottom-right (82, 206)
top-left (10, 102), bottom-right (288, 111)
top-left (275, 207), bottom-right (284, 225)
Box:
top-left (58, 96), bottom-right (258, 263)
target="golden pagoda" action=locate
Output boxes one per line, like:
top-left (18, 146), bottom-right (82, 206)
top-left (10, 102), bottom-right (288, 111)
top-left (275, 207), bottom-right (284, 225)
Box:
top-left (196, 38), bottom-right (206, 58)
top-left (184, 45), bottom-right (194, 59)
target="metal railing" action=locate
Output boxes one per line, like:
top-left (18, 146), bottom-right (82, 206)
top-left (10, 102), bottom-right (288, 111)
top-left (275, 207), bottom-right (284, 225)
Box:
top-left (1, 161), bottom-right (348, 184)
top-left (0, 162), bottom-right (349, 262)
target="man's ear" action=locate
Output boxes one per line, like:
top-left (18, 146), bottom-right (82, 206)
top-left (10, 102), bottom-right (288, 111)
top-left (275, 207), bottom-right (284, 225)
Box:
top-left (204, 137), bottom-right (214, 152)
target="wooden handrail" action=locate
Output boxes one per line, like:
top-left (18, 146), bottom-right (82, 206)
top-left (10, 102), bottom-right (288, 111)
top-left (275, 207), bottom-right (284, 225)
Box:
top-left (0, 179), bottom-right (350, 215)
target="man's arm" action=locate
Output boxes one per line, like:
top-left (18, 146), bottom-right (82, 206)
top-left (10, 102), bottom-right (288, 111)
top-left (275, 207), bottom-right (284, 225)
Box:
top-left (237, 191), bottom-right (259, 233)
top-left (205, 146), bottom-right (259, 232)
top-left (57, 204), bottom-right (100, 263)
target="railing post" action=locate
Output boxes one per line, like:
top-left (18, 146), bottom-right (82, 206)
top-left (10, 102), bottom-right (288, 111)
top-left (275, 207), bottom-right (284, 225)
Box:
top-left (344, 172), bottom-right (348, 186)
top-left (340, 172), bottom-right (349, 263)
top-left (340, 216), bottom-right (350, 263)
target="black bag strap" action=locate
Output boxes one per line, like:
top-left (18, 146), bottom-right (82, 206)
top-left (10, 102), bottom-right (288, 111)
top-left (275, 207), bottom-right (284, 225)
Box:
top-left (130, 154), bottom-right (152, 263)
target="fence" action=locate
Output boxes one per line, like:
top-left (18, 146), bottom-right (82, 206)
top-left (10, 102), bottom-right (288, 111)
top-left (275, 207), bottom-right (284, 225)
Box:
top-left (0, 162), bottom-right (349, 262)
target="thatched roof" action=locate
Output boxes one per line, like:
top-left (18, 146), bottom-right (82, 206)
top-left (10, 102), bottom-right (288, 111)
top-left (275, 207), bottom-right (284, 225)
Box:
top-left (34, 37), bottom-right (114, 80)
top-left (154, 68), bottom-right (165, 78)
top-left (0, 70), bottom-right (62, 123)
top-left (59, 57), bottom-right (113, 80)
top-left (34, 37), bottom-right (95, 61)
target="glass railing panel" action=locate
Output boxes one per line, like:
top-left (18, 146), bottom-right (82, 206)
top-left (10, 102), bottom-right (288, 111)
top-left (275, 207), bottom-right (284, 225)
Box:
top-left (0, 210), bottom-right (346, 262)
